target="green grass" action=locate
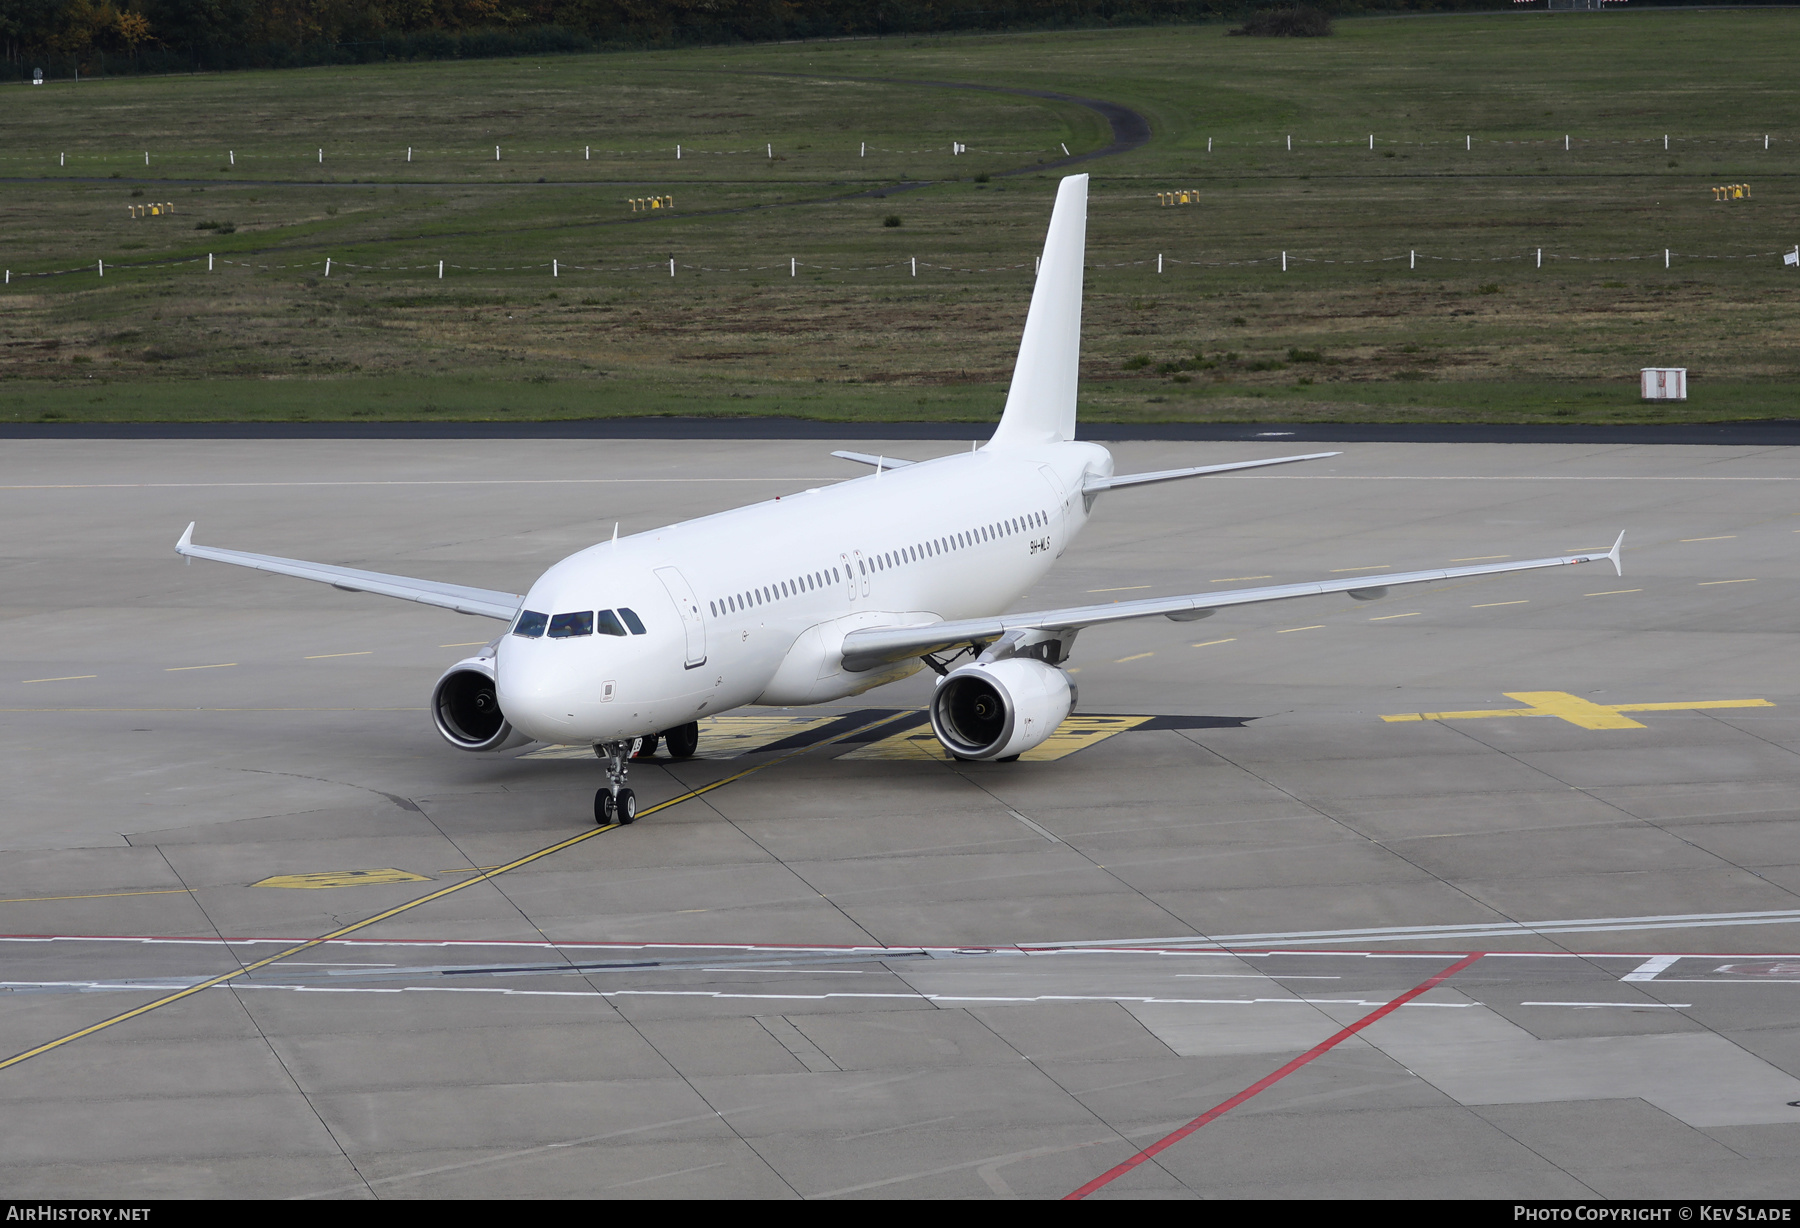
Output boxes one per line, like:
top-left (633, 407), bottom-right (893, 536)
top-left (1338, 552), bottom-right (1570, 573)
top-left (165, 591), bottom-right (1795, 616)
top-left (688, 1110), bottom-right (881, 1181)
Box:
top-left (3, 12), bottom-right (1797, 424)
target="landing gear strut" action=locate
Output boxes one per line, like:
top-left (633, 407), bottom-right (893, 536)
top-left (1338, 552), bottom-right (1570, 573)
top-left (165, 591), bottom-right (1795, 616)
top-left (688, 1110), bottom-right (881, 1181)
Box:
top-left (593, 739), bottom-right (638, 826)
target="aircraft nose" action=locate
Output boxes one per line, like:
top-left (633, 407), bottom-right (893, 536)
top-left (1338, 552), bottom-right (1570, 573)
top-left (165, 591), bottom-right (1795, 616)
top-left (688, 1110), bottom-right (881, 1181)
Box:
top-left (495, 644), bottom-right (578, 739)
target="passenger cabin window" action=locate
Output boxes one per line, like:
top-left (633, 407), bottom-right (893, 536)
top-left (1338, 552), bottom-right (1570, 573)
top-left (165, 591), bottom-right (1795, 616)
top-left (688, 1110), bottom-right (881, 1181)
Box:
top-left (595, 610), bottom-right (628, 637)
top-left (548, 611), bottom-right (593, 639)
top-left (513, 610), bottom-right (548, 638)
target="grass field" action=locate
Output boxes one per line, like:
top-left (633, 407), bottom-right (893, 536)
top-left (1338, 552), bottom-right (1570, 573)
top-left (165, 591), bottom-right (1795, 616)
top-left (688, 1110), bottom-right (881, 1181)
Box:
top-left (2, 10), bottom-right (1797, 425)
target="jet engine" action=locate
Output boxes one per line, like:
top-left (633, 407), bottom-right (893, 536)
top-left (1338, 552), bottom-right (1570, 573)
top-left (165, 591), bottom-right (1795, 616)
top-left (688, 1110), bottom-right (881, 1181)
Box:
top-left (928, 657), bottom-right (1076, 762)
top-left (431, 652), bottom-right (531, 752)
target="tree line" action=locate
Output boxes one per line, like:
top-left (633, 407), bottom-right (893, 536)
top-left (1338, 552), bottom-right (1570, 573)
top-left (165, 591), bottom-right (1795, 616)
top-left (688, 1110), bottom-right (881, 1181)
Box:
top-left (0, 0), bottom-right (1769, 79)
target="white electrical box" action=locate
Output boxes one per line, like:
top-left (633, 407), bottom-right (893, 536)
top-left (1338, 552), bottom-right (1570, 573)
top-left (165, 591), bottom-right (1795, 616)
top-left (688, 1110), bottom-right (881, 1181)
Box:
top-left (1641, 368), bottom-right (1687, 400)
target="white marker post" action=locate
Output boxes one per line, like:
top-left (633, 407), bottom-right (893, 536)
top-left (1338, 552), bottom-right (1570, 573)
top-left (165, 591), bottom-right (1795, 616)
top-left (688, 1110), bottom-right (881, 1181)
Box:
top-left (1207, 138), bottom-right (1212, 153)
top-left (407, 147), bottom-right (412, 162)
top-left (229, 150), bottom-right (234, 165)
top-left (1282, 251), bottom-right (1287, 272)
top-left (1061, 143), bottom-right (1069, 156)
top-left (1287, 135), bottom-right (1292, 151)
top-left (1665, 249), bottom-right (1671, 269)
top-left (144, 151), bottom-right (149, 165)
top-left (553, 259), bottom-right (558, 277)
top-left (324, 258), bottom-right (331, 277)
top-left (669, 258), bottom-right (675, 278)
top-left (1565, 135), bottom-right (1570, 152)
top-left (1664, 134), bottom-right (1669, 151)
top-left (1467, 135), bottom-right (1471, 151)
top-left (438, 260), bottom-right (444, 279)
top-left (495, 146), bottom-right (500, 161)
top-left (1157, 253), bottom-right (1163, 274)
top-left (60, 152), bottom-right (64, 166)
top-left (318, 148), bottom-right (323, 163)
top-left (911, 257), bottom-right (916, 277)
top-left (1765, 135), bottom-right (1770, 150)
top-left (1369, 134), bottom-right (1374, 150)
top-left (861, 142), bottom-right (866, 157)
top-left (585, 146), bottom-right (590, 160)
top-left (790, 257), bottom-right (796, 278)
top-left (98, 259), bottom-right (103, 277)
top-left (208, 253), bottom-right (213, 271)
top-left (767, 143), bottom-right (772, 159)
top-left (1537, 248), bottom-right (1542, 268)
top-left (676, 145), bottom-right (681, 159)
top-left (1410, 249), bottom-right (1416, 270)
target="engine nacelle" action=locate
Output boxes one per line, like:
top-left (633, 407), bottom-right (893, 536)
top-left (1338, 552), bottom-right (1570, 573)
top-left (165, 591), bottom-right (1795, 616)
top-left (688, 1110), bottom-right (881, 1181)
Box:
top-left (928, 657), bottom-right (1076, 762)
top-left (431, 653), bottom-right (532, 753)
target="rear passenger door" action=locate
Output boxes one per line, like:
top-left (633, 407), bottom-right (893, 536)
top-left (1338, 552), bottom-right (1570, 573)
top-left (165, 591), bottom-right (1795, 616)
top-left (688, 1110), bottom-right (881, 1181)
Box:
top-left (654, 566), bottom-right (707, 669)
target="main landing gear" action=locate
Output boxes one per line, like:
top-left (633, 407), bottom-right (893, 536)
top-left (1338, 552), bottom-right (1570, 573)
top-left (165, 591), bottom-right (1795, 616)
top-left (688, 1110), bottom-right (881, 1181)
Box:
top-left (591, 722), bottom-right (701, 827)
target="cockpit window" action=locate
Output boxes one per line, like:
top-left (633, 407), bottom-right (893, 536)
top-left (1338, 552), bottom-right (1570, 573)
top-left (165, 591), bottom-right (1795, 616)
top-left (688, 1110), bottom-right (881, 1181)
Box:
top-left (594, 609), bottom-right (627, 637)
top-left (548, 611), bottom-right (593, 639)
top-left (513, 610), bottom-right (548, 638)
top-left (618, 607), bottom-right (647, 635)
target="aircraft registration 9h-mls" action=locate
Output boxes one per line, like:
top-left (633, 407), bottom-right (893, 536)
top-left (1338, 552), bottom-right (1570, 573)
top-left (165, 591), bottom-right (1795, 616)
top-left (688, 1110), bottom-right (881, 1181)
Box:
top-left (176, 174), bottom-right (1623, 826)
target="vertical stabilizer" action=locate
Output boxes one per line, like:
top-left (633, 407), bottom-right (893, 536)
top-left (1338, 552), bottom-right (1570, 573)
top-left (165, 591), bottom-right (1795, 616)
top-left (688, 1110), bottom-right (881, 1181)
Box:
top-left (988, 174), bottom-right (1087, 450)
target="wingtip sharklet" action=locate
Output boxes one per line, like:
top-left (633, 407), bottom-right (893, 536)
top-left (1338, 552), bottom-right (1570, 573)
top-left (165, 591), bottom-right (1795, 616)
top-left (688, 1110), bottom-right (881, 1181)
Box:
top-left (1609, 529), bottom-right (1625, 577)
top-left (176, 522), bottom-right (195, 555)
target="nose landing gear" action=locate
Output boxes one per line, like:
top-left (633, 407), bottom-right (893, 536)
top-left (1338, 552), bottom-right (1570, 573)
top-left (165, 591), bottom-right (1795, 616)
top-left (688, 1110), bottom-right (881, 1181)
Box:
top-left (593, 739), bottom-right (638, 826)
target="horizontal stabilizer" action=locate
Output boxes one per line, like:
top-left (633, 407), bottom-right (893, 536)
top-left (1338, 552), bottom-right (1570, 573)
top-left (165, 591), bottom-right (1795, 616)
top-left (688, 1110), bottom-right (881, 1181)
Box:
top-left (1084, 451), bottom-right (1340, 496)
top-left (831, 451), bottom-right (916, 471)
top-left (175, 524), bottom-right (522, 621)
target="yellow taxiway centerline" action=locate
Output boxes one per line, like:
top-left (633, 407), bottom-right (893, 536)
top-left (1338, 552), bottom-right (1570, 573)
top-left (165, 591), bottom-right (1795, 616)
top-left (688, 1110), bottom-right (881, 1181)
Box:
top-left (0, 709), bottom-right (910, 1074)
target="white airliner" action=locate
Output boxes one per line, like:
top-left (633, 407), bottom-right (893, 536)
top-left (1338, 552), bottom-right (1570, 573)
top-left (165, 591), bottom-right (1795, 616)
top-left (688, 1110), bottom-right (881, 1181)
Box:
top-left (176, 174), bottom-right (1623, 825)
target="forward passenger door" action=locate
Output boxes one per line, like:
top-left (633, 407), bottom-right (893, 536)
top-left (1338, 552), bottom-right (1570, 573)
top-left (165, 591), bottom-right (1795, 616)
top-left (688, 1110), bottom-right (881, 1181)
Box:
top-left (654, 566), bottom-right (707, 669)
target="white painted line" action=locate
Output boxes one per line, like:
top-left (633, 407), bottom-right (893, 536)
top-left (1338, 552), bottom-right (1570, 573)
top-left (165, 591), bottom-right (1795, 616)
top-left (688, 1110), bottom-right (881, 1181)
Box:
top-left (1520, 1001), bottom-right (1691, 1009)
top-left (1622, 954), bottom-right (1681, 982)
top-left (0, 981), bottom-right (1477, 1008)
top-left (1369, 613), bottom-right (1421, 621)
top-left (1190, 638), bottom-right (1237, 648)
top-left (1048, 908), bottom-right (1800, 949)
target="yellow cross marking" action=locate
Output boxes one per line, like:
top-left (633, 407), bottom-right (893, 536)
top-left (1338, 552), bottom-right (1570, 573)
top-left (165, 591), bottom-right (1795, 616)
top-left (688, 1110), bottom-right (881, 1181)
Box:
top-left (252, 868), bottom-right (431, 889)
top-left (838, 714), bottom-right (1153, 762)
top-left (1382, 691), bottom-right (1774, 730)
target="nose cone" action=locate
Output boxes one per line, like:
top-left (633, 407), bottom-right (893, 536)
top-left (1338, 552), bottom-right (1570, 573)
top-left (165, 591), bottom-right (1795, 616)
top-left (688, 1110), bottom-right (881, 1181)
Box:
top-left (495, 638), bottom-right (581, 742)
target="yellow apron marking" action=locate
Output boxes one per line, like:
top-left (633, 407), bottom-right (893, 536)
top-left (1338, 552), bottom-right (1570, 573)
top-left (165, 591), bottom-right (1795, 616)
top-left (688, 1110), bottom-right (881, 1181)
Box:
top-left (838, 714), bottom-right (1154, 763)
top-left (1383, 691), bottom-right (1775, 730)
top-left (1699, 578), bottom-right (1757, 586)
top-left (0, 888), bottom-right (191, 905)
top-left (252, 869), bottom-right (431, 889)
top-left (522, 713), bottom-right (843, 762)
top-left (0, 710), bottom-right (909, 1075)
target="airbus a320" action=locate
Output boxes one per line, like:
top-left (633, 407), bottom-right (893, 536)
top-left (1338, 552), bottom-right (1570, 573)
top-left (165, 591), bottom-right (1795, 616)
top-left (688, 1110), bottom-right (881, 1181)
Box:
top-left (177, 174), bottom-right (1623, 825)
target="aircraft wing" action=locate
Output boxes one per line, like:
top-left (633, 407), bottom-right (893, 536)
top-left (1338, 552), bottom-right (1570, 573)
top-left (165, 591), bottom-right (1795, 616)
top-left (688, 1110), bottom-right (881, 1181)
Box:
top-left (174, 523), bottom-right (523, 621)
top-left (838, 533), bottom-right (1623, 672)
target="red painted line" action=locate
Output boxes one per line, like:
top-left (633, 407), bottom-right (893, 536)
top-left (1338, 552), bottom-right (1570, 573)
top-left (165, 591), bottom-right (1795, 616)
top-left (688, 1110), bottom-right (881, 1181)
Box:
top-left (1063, 951), bottom-right (1484, 1200)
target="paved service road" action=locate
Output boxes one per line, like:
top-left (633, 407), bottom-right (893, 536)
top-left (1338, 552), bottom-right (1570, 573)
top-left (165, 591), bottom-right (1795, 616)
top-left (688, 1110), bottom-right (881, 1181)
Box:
top-left (2, 437), bottom-right (1798, 1198)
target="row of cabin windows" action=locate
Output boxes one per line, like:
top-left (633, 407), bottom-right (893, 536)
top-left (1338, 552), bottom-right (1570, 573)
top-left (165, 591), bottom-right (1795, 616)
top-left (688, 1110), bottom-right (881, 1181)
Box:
top-left (711, 566), bottom-right (841, 619)
top-left (512, 607), bottom-right (647, 639)
top-left (704, 509), bottom-right (1049, 620)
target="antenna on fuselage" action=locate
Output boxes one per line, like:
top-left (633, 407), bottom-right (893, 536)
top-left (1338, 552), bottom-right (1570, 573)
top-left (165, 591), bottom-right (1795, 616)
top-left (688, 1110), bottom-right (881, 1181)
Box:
top-left (612, 522), bottom-right (619, 548)
top-left (877, 455), bottom-right (884, 478)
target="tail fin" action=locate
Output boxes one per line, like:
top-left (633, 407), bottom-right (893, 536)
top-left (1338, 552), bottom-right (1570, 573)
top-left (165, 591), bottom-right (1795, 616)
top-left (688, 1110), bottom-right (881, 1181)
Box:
top-left (988, 174), bottom-right (1087, 451)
